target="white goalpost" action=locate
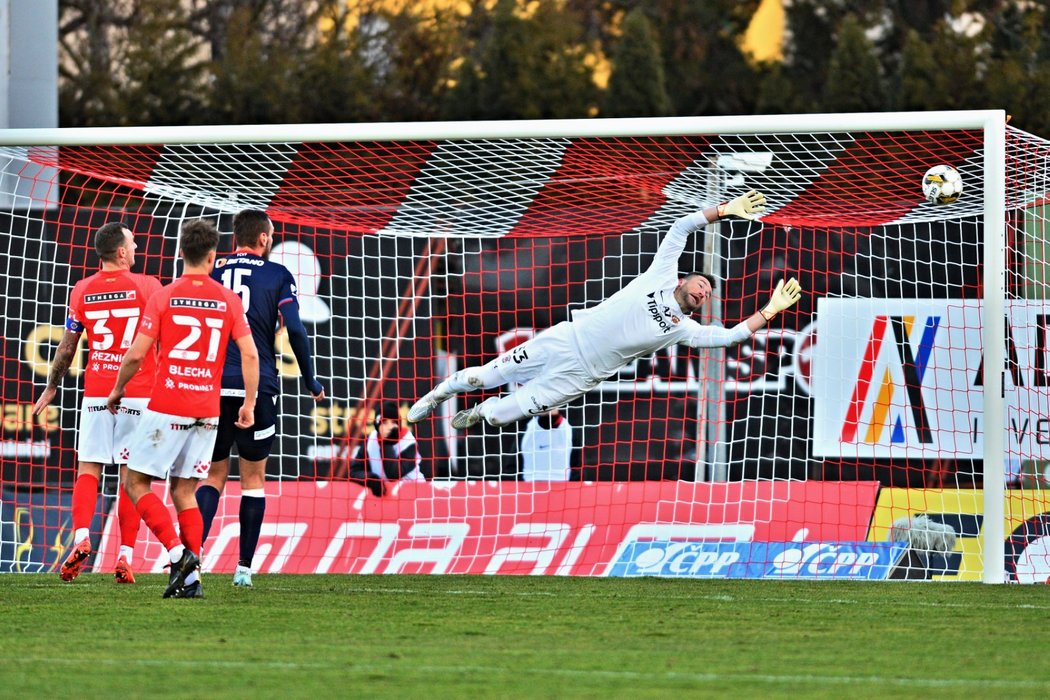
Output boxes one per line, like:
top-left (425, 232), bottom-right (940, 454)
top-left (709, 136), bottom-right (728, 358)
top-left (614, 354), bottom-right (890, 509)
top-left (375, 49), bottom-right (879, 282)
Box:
top-left (2, 109), bottom-right (1044, 583)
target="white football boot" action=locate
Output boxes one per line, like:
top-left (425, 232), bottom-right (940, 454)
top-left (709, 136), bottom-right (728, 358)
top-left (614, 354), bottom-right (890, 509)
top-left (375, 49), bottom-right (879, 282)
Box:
top-left (407, 388), bottom-right (451, 423)
top-left (451, 404), bottom-right (485, 430)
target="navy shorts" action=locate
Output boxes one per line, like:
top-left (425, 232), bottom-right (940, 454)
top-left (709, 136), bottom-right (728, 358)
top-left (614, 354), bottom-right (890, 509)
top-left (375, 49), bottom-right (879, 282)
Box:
top-left (211, 393), bottom-right (279, 462)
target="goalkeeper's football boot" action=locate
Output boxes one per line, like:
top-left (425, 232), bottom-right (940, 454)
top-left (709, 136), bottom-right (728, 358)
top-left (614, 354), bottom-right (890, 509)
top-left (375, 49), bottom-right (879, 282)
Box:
top-left (407, 388), bottom-right (451, 423)
top-left (171, 580), bottom-right (204, 599)
top-left (233, 565), bottom-right (253, 588)
top-left (163, 549), bottom-right (200, 598)
top-left (451, 404), bottom-right (485, 430)
top-left (59, 538), bottom-right (92, 582)
top-left (113, 555), bottom-right (136, 584)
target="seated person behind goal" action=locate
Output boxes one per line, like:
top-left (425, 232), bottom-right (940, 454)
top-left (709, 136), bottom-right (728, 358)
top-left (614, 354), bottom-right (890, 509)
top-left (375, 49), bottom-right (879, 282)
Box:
top-left (349, 401), bottom-right (426, 496)
top-left (408, 190), bottom-right (802, 430)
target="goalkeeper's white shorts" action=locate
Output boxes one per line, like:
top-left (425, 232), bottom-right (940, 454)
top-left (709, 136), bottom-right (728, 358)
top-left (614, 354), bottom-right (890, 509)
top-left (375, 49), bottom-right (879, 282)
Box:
top-left (490, 321), bottom-right (602, 417)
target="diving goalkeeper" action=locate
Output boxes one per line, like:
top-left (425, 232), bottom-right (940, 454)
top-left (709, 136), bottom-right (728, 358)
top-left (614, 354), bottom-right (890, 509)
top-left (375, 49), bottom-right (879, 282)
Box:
top-left (409, 190), bottom-right (802, 430)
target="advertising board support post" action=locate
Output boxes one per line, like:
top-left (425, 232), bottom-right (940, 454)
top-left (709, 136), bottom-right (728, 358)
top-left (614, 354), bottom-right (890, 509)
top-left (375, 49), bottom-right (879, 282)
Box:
top-left (700, 152), bottom-right (772, 481)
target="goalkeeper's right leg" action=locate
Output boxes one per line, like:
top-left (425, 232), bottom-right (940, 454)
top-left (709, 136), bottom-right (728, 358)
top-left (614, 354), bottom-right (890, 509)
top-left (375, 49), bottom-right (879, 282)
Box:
top-left (408, 362), bottom-right (509, 423)
top-left (408, 387), bottom-right (449, 423)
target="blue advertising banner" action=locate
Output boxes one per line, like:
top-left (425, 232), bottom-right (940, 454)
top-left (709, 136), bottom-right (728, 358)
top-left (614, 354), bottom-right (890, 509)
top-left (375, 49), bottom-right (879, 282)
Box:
top-left (607, 540), bottom-right (910, 580)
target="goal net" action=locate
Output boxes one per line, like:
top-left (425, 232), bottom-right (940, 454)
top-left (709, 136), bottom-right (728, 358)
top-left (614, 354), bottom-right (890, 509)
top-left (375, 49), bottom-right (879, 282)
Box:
top-left (1, 111), bottom-right (1047, 582)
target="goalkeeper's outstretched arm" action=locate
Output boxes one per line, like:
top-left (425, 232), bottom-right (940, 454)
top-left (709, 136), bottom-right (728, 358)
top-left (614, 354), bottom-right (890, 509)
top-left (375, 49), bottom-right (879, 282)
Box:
top-left (705, 277), bottom-right (803, 348)
top-left (748, 277), bottom-right (803, 333)
top-left (709, 191), bottom-right (802, 333)
top-left (706, 189), bottom-right (766, 222)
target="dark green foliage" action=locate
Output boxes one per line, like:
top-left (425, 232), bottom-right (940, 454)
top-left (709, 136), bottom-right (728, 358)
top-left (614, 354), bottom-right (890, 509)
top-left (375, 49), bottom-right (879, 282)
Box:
top-left (640, 0), bottom-right (761, 116)
top-left (289, 5), bottom-right (377, 123)
top-left (54, 0), bottom-right (1050, 132)
top-left (443, 0), bottom-right (595, 120)
top-left (823, 14), bottom-right (885, 113)
top-left (601, 8), bottom-right (672, 117)
top-left (776, 0), bottom-right (840, 113)
top-left (121, 0), bottom-right (207, 126)
top-left (983, 1), bottom-right (1050, 135)
top-left (754, 62), bottom-right (795, 115)
top-left (206, 5), bottom-right (303, 124)
top-left (365, 6), bottom-right (462, 122)
top-left (58, 4), bottom-right (125, 127)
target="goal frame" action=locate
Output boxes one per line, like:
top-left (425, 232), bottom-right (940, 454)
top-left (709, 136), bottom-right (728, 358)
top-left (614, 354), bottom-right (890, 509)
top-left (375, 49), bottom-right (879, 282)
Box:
top-left (0, 109), bottom-right (1009, 583)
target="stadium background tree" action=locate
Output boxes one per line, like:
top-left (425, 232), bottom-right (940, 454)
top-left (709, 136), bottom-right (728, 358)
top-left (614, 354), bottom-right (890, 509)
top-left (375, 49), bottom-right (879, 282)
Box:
top-left (442, 0), bottom-right (594, 120)
top-left (642, 0), bottom-right (760, 116)
top-left (362, 3), bottom-right (463, 122)
top-left (207, 5), bottom-right (305, 124)
top-left (121, 0), bottom-right (206, 126)
top-left (773, 0), bottom-right (843, 113)
top-left (58, 2), bottom-right (125, 127)
top-left (53, 0), bottom-right (1050, 132)
top-left (822, 14), bottom-right (885, 113)
top-left (600, 8), bottom-right (672, 118)
top-left (894, 29), bottom-right (944, 112)
top-left (918, 20), bottom-right (983, 110)
top-left (291, 4), bottom-right (379, 123)
top-left (754, 63), bottom-right (795, 115)
top-left (982, 2), bottom-right (1050, 136)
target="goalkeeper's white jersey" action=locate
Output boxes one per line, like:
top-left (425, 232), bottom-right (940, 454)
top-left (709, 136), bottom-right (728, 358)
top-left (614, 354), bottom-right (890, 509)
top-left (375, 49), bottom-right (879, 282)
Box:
top-left (569, 212), bottom-right (747, 380)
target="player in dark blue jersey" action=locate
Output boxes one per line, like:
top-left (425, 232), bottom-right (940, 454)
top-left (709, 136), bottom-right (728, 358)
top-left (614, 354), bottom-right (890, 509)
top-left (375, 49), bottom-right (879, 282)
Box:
top-left (195, 208), bottom-right (324, 588)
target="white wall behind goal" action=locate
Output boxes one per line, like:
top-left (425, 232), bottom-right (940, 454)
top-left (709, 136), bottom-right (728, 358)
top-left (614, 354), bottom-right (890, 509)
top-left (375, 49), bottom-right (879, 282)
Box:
top-left (0, 0), bottom-right (57, 209)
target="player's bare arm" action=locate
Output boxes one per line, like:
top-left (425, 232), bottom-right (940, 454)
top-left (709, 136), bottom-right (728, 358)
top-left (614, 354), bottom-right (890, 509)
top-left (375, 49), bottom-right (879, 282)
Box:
top-left (32, 329), bottom-right (82, 416)
top-left (234, 333), bottom-right (260, 428)
top-left (106, 332), bottom-right (154, 414)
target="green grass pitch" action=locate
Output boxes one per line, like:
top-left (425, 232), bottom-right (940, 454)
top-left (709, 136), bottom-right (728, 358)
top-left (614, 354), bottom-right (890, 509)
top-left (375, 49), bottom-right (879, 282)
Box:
top-left (3, 574), bottom-right (1050, 698)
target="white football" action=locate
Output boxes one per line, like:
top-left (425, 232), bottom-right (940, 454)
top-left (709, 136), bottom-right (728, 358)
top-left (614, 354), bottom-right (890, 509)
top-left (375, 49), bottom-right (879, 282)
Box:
top-left (922, 164), bottom-right (963, 205)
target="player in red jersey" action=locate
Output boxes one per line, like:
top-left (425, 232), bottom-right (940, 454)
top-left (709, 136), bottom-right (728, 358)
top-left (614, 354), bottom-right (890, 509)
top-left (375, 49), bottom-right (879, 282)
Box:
top-left (33, 222), bottom-right (161, 584)
top-left (107, 219), bottom-right (259, 599)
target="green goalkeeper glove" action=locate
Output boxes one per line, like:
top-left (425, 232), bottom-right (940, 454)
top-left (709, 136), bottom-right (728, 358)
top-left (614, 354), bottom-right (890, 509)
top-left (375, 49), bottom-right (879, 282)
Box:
top-left (760, 277), bottom-right (802, 320)
top-left (717, 190), bottom-right (766, 220)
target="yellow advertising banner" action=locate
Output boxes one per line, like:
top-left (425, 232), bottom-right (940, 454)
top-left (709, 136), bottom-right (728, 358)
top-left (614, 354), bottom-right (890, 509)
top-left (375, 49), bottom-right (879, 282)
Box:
top-left (870, 488), bottom-right (1050, 582)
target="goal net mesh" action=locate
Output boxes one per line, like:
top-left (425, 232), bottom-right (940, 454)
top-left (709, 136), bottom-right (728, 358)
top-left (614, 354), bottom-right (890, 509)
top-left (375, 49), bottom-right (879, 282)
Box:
top-left (2, 121), bottom-right (1049, 581)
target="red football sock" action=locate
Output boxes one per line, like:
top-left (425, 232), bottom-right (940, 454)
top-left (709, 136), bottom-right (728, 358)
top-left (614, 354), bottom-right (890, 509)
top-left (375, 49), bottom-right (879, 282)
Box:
top-left (117, 487), bottom-right (141, 549)
top-left (177, 507), bottom-right (203, 555)
top-left (71, 473), bottom-right (99, 534)
top-left (135, 492), bottom-right (180, 551)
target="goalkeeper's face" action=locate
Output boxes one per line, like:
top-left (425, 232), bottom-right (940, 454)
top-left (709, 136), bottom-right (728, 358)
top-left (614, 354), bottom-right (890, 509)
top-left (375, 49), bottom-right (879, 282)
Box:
top-left (675, 274), bottom-right (712, 314)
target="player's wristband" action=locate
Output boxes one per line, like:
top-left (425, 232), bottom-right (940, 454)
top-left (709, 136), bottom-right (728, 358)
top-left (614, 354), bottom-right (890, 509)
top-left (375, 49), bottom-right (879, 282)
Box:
top-left (760, 307), bottom-right (776, 321)
top-left (717, 202), bottom-right (729, 218)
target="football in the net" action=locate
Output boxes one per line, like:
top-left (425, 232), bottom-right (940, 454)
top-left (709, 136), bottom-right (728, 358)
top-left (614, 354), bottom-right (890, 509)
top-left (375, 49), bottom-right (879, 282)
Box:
top-left (921, 164), bottom-right (963, 205)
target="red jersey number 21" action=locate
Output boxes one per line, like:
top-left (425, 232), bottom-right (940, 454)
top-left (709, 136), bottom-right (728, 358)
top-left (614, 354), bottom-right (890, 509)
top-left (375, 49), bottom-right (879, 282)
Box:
top-left (169, 314), bottom-right (224, 362)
